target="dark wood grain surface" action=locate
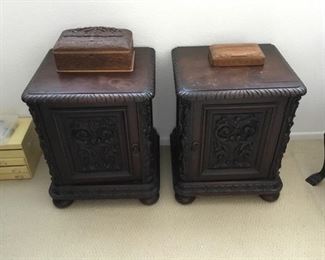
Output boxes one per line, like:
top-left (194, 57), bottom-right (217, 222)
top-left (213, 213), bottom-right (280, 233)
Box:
top-left (24, 48), bottom-right (154, 96)
top-left (173, 44), bottom-right (305, 93)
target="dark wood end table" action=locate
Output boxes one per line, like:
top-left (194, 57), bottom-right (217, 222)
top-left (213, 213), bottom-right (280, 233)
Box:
top-left (171, 44), bottom-right (306, 204)
top-left (22, 47), bottom-right (160, 208)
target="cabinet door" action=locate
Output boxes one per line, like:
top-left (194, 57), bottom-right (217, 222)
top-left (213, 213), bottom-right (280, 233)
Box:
top-left (43, 105), bottom-right (141, 184)
top-left (188, 99), bottom-right (287, 181)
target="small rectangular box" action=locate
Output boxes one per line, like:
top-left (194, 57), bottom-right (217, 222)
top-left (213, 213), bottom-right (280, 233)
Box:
top-left (53, 26), bottom-right (135, 73)
top-left (209, 43), bottom-right (265, 67)
top-left (0, 117), bottom-right (42, 180)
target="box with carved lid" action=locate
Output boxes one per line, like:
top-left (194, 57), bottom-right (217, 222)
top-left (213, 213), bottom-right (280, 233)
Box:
top-left (170, 44), bottom-right (306, 204)
top-left (22, 47), bottom-right (159, 208)
top-left (53, 26), bottom-right (134, 72)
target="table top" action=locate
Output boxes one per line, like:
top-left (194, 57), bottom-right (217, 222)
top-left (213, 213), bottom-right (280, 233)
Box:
top-left (172, 44), bottom-right (306, 99)
top-left (22, 47), bottom-right (155, 104)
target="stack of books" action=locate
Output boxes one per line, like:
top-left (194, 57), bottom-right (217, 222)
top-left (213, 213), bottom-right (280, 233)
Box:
top-left (0, 117), bottom-right (42, 180)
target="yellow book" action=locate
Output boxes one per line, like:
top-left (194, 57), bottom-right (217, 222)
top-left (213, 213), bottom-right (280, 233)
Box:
top-left (0, 157), bottom-right (26, 167)
top-left (0, 172), bottom-right (31, 180)
top-left (0, 166), bottom-right (29, 174)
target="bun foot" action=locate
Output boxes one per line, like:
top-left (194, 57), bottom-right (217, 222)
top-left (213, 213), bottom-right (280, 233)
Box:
top-left (260, 193), bottom-right (280, 202)
top-left (52, 199), bottom-right (74, 208)
top-left (139, 193), bottom-right (159, 205)
top-left (175, 194), bottom-right (196, 205)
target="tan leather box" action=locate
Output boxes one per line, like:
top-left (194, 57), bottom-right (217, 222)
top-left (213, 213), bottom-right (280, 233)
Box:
top-left (209, 43), bottom-right (265, 67)
top-left (0, 117), bottom-right (42, 180)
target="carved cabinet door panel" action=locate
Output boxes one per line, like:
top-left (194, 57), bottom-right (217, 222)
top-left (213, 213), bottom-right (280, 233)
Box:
top-left (188, 98), bottom-right (287, 181)
top-left (41, 105), bottom-right (141, 184)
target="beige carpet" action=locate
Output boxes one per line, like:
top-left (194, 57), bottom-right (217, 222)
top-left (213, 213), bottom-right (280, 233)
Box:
top-left (0, 140), bottom-right (324, 260)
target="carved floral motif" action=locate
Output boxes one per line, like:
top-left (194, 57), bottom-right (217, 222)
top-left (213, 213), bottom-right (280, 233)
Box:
top-left (67, 116), bottom-right (124, 172)
top-left (63, 27), bottom-right (123, 37)
top-left (208, 113), bottom-right (262, 169)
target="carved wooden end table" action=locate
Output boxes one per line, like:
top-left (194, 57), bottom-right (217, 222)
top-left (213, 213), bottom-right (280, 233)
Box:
top-left (171, 45), bottom-right (306, 204)
top-left (22, 47), bottom-right (159, 208)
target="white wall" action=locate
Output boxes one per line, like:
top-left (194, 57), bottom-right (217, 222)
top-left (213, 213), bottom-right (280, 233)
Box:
top-left (1, 0), bottom-right (324, 144)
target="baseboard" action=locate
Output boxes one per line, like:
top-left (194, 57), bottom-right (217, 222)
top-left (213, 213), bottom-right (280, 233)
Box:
top-left (290, 131), bottom-right (324, 140)
top-left (159, 131), bottom-right (324, 145)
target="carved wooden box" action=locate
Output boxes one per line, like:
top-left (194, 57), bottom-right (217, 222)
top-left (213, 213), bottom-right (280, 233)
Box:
top-left (171, 45), bottom-right (306, 204)
top-left (53, 27), bottom-right (134, 72)
top-left (22, 47), bottom-right (159, 208)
